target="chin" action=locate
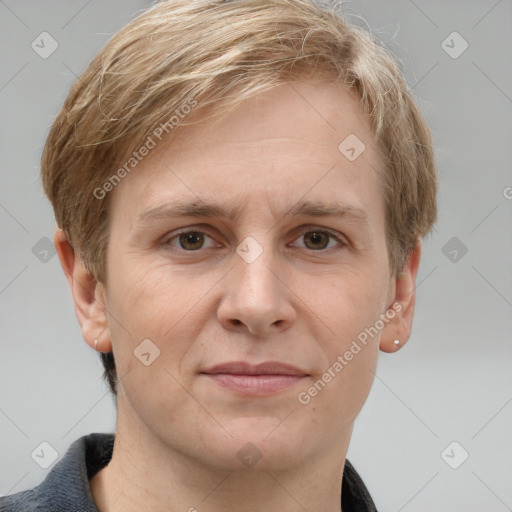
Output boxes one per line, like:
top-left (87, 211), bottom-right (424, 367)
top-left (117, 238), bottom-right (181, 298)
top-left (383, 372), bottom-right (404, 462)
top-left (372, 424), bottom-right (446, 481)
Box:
top-left (195, 415), bottom-right (314, 473)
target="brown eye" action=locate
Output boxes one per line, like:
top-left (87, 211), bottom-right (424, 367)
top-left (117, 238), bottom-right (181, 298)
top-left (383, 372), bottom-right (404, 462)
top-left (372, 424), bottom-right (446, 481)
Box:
top-left (164, 228), bottom-right (220, 253)
top-left (291, 229), bottom-right (346, 252)
top-left (177, 232), bottom-right (206, 250)
top-left (303, 231), bottom-right (332, 250)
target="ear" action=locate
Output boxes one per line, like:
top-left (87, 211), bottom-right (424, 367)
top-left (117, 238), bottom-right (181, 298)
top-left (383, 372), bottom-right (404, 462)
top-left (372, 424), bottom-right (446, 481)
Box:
top-left (53, 228), bottom-right (112, 353)
top-left (380, 239), bottom-right (422, 353)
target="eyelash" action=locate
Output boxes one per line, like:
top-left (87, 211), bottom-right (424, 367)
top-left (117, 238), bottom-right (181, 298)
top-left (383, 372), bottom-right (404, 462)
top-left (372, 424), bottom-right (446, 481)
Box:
top-left (162, 226), bottom-right (347, 254)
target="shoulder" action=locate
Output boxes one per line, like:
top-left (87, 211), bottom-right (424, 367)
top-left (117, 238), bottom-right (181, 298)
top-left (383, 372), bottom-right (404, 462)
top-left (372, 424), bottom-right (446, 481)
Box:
top-left (342, 459), bottom-right (379, 512)
top-left (0, 433), bottom-right (114, 512)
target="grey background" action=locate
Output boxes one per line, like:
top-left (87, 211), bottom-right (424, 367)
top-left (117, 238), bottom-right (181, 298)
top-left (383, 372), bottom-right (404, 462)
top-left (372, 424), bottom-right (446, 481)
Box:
top-left (1, 1), bottom-right (511, 510)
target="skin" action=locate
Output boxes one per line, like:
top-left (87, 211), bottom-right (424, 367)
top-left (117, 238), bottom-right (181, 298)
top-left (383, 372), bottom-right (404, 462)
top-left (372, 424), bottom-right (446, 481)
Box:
top-left (55, 81), bottom-right (421, 512)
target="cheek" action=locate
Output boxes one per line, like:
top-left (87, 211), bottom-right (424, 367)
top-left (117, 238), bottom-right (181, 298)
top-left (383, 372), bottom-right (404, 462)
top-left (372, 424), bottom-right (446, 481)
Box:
top-left (306, 263), bottom-right (389, 343)
top-left (108, 247), bottom-right (187, 322)
top-left (321, 348), bottom-right (378, 430)
top-left (295, 266), bottom-right (386, 421)
top-left (105, 255), bottom-right (216, 371)
top-left (105, 259), bottom-right (208, 423)
top-left (298, 306), bottom-right (381, 432)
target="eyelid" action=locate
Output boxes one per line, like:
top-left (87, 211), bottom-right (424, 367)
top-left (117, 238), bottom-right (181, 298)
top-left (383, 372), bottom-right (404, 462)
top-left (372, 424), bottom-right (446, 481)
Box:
top-left (162, 226), bottom-right (219, 247)
top-left (289, 225), bottom-right (348, 249)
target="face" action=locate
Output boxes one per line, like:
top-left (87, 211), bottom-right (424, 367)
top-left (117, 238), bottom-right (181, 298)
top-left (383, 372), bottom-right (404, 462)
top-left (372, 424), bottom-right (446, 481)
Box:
top-left (101, 81), bottom-right (397, 471)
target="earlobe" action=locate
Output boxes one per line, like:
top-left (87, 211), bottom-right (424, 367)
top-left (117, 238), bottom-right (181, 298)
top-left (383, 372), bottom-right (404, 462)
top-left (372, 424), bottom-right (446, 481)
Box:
top-left (53, 228), bottom-right (112, 352)
top-left (380, 239), bottom-right (422, 353)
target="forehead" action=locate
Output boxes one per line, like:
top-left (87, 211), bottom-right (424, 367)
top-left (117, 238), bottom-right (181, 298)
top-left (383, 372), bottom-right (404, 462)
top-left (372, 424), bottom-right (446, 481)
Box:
top-left (168, 81), bottom-right (374, 160)
top-left (110, 81), bottom-right (384, 227)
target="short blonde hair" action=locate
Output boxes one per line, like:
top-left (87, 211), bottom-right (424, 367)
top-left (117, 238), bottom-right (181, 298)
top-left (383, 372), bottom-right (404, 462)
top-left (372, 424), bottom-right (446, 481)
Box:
top-left (41, 0), bottom-right (437, 395)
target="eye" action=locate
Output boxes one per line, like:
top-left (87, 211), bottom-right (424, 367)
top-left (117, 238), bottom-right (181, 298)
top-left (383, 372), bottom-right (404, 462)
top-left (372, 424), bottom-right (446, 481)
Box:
top-left (163, 227), bottom-right (346, 253)
top-left (165, 230), bottom-right (218, 251)
top-left (291, 229), bottom-right (346, 251)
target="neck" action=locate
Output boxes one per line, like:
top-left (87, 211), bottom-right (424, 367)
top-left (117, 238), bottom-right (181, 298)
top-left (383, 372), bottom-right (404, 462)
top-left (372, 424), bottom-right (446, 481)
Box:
top-left (90, 400), bottom-right (351, 512)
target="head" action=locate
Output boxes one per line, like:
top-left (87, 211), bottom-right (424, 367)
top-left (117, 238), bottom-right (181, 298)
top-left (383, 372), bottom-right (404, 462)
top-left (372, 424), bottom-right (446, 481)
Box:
top-left (44, 0), bottom-right (436, 472)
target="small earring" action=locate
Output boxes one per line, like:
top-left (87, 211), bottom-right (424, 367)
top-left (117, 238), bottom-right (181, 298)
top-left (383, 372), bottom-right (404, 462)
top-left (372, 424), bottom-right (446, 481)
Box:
top-left (394, 339), bottom-right (400, 346)
top-left (94, 338), bottom-right (99, 351)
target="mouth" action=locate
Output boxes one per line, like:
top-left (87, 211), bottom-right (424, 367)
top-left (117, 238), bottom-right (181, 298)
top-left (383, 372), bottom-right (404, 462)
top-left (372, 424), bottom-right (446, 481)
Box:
top-left (200, 361), bottom-right (309, 396)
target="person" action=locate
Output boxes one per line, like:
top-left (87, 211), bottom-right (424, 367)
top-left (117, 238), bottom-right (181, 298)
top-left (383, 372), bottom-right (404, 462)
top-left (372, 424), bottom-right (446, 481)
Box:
top-left (0, 0), bottom-right (437, 510)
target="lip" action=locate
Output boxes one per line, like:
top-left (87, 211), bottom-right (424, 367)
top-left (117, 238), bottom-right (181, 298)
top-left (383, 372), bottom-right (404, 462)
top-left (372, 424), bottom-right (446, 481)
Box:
top-left (200, 361), bottom-right (308, 396)
top-left (202, 361), bottom-right (307, 376)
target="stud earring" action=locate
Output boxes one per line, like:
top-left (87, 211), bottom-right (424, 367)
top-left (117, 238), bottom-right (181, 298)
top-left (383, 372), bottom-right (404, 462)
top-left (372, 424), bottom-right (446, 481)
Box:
top-left (394, 339), bottom-right (400, 346)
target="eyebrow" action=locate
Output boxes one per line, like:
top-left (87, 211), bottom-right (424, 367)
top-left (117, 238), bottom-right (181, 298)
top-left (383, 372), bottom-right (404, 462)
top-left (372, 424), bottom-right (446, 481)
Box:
top-left (136, 199), bottom-right (369, 225)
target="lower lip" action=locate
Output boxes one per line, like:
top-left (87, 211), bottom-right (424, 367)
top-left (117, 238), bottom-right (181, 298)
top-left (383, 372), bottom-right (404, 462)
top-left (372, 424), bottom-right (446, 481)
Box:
top-left (204, 374), bottom-right (305, 395)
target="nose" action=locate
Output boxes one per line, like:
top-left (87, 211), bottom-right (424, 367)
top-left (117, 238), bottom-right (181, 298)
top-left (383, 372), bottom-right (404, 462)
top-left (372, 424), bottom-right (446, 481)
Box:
top-left (217, 246), bottom-right (297, 337)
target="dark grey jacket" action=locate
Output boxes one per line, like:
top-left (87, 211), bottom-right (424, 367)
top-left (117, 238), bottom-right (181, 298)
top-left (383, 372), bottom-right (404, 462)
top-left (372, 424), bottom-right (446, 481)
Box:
top-left (0, 433), bottom-right (378, 511)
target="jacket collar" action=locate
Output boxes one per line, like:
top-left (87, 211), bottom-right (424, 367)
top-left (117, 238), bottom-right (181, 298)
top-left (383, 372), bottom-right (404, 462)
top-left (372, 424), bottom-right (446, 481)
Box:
top-left (1, 433), bottom-right (377, 511)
